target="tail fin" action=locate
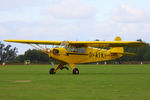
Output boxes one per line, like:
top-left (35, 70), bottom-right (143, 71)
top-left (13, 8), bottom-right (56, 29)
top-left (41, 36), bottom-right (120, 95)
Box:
top-left (115, 36), bottom-right (122, 41)
top-left (110, 36), bottom-right (136, 56)
top-left (110, 36), bottom-right (124, 54)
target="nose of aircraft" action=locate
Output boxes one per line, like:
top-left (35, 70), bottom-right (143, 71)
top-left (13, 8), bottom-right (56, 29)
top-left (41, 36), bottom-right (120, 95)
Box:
top-left (48, 48), bottom-right (60, 57)
top-left (49, 48), bottom-right (58, 57)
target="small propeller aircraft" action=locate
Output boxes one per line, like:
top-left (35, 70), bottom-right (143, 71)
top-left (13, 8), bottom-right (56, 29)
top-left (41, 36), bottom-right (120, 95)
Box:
top-left (4, 36), bottom-right (146, 74)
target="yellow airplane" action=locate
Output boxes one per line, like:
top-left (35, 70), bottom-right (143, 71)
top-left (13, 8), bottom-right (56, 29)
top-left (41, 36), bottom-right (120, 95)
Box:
top-left (4, 36), bottom-right (146, 74)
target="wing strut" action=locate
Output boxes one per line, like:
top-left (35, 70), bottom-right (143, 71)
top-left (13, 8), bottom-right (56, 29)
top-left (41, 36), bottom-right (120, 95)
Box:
top-left (28, 44), bottom-right (48, 54)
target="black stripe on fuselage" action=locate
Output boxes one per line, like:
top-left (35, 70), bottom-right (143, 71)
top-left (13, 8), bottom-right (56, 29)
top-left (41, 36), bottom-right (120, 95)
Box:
top-left (67, 53), bottom-right (88, 56)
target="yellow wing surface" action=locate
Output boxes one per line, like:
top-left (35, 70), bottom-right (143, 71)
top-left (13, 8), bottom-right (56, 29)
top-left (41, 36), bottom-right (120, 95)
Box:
top-left (4, 40), bottom-right (62, 45)
top-left (68, 41), bottom-right (146, 47)
top-left (4, 39), bottom-right (146, 47)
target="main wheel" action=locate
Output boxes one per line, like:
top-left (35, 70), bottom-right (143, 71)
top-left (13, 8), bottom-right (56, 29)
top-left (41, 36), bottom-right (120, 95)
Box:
top-left (73, 68), bottom-right (79, 74)
top-left (49, 68), bottom-right (56, 74)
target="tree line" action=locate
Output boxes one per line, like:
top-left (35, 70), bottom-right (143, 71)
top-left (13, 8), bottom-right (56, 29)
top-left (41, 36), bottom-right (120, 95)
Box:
top-left (0, 42), bottom-right (51, 64)
top-left (0, 41), bottom-right (150, 64)
top-left (16, 49), bottom-right (50, 63)
top-left (119, 43), bottom-right (150, 62)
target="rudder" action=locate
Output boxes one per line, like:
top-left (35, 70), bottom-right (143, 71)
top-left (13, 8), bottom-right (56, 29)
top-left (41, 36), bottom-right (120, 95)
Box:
top-left (110, 36), bottom-right (124, 53)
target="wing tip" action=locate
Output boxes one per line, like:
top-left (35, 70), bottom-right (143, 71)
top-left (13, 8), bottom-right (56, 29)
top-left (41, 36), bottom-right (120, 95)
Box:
top-left (4, 39), bottom-right (16, 42)
top-left (3, 39), bottom-right (6, 41)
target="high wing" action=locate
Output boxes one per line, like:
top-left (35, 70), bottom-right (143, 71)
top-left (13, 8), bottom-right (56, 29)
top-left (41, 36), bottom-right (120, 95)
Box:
top-left (4, 40), bottom-right (62, 45)
top-left (4, 39), bottom-right (146, 47)
top-left (68, 41), bottom-right (146, 47)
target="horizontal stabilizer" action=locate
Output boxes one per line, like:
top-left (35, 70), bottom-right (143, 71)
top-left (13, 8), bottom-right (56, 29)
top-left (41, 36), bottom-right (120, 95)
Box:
top-left (111, 52), bottom-right (136, 56)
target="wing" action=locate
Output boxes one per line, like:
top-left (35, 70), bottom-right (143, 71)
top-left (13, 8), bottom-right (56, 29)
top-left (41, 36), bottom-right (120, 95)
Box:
top-left (68, 41), bottom-right (146, 47)
top-left (4, 39), bottom-right (146, 47)
top-left (4, 40), bottom-right (62, 45)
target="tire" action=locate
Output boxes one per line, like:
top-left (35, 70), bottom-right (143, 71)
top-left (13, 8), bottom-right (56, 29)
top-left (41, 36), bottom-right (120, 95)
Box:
top-left (73, 68), bottom-right (79, 74)
top-left (49, 68), bottom-right (56, 74)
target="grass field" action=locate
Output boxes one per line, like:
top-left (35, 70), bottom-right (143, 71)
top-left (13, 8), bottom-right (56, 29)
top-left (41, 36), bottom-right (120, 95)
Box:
top-left (0, 64), bottom-right (150, 100)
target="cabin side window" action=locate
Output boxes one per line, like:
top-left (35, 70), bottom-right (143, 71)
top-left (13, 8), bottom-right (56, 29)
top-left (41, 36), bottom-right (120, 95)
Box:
top-left (78, 47), bottom-right (86, 53)
top-left (68, 46), bottom-right (86, 53)
top-left (68, 46), bottom-right (73, 52)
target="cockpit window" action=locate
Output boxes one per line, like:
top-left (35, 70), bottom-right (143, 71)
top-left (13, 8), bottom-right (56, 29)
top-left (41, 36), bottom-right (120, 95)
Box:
top-left (68, 46), bottom-right (86, 53)
top-left (78, 47), bottom-right (86, 53)
top-left (68, 46), bottom-right (73, 52)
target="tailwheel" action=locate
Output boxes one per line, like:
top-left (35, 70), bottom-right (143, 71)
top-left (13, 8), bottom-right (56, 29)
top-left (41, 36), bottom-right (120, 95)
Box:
top-left (73, 68), bottom-right (79, 74)
top-left (49, 68), bottom-right (56, 74)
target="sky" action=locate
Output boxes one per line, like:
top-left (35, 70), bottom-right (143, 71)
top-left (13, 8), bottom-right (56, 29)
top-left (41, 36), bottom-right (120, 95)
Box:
top-left (0, 0), bottom-right (150, 54)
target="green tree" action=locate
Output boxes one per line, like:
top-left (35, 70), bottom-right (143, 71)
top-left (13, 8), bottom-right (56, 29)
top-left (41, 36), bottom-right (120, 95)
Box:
top-left (16, 55), bottom-right (25, 63)
top-left (119, 43), bottom-right (150, 62)
top-left (136, 43), bottom-right (150, 61)
top-left (0, 42), bottom-right (17, 63)
top-left (24, 49), bottom-right (49, 63)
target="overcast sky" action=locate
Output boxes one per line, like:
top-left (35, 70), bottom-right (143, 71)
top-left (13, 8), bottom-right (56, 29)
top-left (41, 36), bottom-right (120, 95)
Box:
top-left (0, 0), bottom-right (150, 54)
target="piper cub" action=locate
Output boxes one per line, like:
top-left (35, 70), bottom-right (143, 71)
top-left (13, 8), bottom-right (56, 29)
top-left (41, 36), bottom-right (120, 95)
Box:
top-left (4, 36), bottom-right (146, 74)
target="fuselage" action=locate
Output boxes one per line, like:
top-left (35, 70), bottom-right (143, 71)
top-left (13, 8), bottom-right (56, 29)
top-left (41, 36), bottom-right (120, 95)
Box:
top-left (47, 47), bottom-right (123, 64)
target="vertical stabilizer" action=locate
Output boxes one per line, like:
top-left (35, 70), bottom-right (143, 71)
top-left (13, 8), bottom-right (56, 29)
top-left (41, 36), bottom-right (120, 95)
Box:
top-left (115, 36), bottom-right (122, 41)
top-left (110, 36), bottom-right (124, 53)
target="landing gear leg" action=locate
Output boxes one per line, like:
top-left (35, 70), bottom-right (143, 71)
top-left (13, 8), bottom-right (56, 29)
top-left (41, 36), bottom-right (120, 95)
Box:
top-left (49, 64), bottom-right (63, 74)
top-left (70, 64), bottom-right (79, 74)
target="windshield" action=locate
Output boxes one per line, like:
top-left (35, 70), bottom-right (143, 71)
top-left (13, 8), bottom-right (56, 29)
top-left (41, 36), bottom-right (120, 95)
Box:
top-left (60, 41), bottom-right (69, 49)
